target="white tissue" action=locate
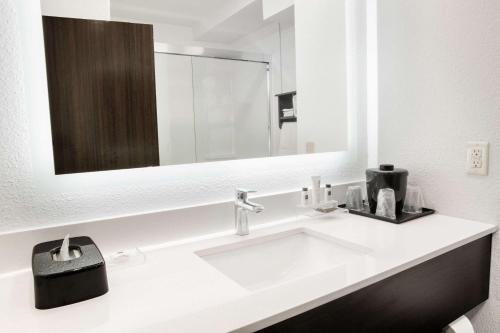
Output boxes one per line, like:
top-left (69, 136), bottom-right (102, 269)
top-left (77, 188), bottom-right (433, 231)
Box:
top-left (59, 234), bottom-right (71, 261)
top-left (444, 316), bottom-right (475, 333)
top-left (52, 234), bottom-right (81, 261)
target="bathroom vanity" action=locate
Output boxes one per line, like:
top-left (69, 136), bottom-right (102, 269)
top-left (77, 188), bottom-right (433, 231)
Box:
top-left (0, 211), bottom-right (495, 333)
top-left (259, 235), bottom-right (491, 333)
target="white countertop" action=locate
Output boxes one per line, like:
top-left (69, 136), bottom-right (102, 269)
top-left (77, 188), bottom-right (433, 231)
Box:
top-left (0, 211), bottom-right (496, 333)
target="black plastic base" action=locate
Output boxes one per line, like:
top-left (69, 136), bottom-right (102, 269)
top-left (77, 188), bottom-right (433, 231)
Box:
top-left (32, 236), bottom-right (108, 310)
top-left (339, 204), bottom-right (435, 224)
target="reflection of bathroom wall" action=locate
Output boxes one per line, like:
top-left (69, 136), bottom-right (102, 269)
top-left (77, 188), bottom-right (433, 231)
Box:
top-left (231, 23), bottom-right (297, 156)
top-left (295, 0), bottom-right (348, 154)
top-left (155, 54), bottom-right (196, 166)
top-left (278, 25), bottom-right (297, 156)
top-left (279, 25), bottom-right (296, 93)
top-left (263, 0), bottom-right (295, 20)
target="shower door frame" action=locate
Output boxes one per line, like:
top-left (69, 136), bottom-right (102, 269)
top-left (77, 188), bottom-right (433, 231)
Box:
top-left (154, 43), bottom-right (273, 160)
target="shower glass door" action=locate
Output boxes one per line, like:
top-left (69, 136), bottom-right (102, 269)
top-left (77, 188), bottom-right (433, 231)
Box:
top-left (191, 57), bottom-right (270, 162)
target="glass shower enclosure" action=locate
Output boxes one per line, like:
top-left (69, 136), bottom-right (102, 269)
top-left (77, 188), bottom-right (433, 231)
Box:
top-left (155, 48), bottom-right (271, 166)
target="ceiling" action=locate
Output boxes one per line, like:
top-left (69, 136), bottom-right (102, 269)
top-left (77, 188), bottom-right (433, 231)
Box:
top-left (111, 0), bottom-right (250, 28)
top-left (110, 0), bottom-right (292, 43)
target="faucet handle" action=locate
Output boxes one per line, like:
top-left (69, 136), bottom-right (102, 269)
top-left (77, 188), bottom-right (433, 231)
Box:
top-left (236, 188), bottom-right (257, 200)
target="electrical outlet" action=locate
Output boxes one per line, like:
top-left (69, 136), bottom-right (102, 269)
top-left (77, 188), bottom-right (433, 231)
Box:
top-left (467, 142), bottom-right (489, 176)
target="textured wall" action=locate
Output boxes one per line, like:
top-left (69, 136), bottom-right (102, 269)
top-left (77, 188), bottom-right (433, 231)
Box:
top-left (378, 1), bottom-right (500, 332)
top-left (0, 1), bottom-right (37, 227)
top-left (0, 0), bottom-right (368, 233)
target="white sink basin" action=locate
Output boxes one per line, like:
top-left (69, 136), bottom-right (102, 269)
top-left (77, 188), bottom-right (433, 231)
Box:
top-left (196, 228), bottom-right (371, 291)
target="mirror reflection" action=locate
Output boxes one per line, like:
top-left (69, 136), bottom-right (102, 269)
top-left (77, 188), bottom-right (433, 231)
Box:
top-left (41, 0), bottom-right (347, 174)
top-left (117, 0), bottom-right (298, 164)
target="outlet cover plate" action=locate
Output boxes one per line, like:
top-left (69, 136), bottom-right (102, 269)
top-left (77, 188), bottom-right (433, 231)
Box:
top-left (467, 142), bottom-right (489, 176)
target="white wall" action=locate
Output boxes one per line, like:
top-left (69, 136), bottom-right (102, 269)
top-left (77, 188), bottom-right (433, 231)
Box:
top-left (155, 54), bottom-right (197, 166)
top-left (377, 1), bottom-right (500, 332)
top-left (295, 0), bottom-right (348, 154)
top-left (0, 0), bottom-right (368, 234)
top-left (280, 24), bottom-right (296, 93)
top-left (262, 0), bottom-right (294, 20)
top-left (40, 0), bottom-right (110, 20)
top-left (148, 22), bottom-right (195, 45)
top-left (231, 23), bottom-right (296, 155)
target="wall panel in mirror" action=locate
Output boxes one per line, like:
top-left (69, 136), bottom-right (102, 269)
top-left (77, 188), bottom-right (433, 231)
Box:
top-left (295, 0), bottom-right (348, 153)
top-left (155, 54), bottom-right (197, 166)
top-left (42, 16), bottom-right (159, 174)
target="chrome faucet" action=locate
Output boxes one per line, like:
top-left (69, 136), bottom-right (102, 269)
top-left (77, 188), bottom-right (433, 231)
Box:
top-left (234, 189), bottom-right (264, 236)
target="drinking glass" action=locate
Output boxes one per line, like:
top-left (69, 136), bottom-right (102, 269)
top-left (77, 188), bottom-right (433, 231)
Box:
top-left (346, 186), bottom-right (364, 211)
top-left (403, 185), bottom-right (425, 214)
top-left (376, 188), bottom-right (396, 219)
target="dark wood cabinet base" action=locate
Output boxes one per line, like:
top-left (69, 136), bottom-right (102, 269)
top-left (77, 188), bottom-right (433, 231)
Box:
top-left (258, 235), bottom-right (492, 333)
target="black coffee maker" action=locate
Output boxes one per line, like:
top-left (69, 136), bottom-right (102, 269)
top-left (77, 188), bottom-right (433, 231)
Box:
top-left (366, 164), bottom-right (408, 215)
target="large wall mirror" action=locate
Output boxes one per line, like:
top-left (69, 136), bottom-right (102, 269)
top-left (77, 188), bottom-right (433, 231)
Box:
top-left (40, 0), bottom-right (348, 174)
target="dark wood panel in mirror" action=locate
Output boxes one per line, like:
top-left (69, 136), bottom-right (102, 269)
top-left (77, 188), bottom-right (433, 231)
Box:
top-left (42, 16), bottom-right (159, 174)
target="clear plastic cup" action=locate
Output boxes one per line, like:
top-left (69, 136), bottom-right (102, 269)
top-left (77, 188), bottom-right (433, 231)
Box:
top-left (346, 185), bottom-right (364, 211)
top-left (376, 188), bottom-right (396, 219)
top-left (403, 185), bottom-right (425, 214)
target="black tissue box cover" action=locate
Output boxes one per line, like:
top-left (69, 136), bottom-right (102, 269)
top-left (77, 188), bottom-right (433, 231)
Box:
top-left (32, 236), bottom-right (108, 309)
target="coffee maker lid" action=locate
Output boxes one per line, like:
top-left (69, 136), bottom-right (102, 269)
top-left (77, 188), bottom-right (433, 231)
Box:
top-left (380, 164), bottom-right (394, 171)
top-left (367, 164), bottom-right (409, 175)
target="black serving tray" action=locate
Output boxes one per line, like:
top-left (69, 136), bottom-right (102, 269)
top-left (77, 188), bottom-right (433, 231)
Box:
top-left (339, 204), bottom-right (435, 224)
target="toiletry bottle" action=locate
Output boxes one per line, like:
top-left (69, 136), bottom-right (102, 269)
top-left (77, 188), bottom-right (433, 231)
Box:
top-left (311, 176), bottom-right (321, 206)
top-left (324, 184), bottom-right (333, 202)
top-left (301, 187), bottom-right (310, 206)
